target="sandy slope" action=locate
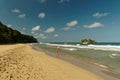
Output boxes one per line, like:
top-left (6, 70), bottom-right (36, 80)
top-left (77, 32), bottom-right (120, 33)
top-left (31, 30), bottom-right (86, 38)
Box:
top-left (0, 44), bottom-right (104, 80)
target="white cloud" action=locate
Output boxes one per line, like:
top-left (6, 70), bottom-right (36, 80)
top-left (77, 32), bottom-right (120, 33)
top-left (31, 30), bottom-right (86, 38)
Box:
top-left (93, 12), bottom-right (109, 18)
top-left (58, 0), bottom-right (70, 3)
top-left (38, 12), bottom-right (46, 18)
top-left (34, 33), bottom-right (39, 36)
top-left (84, 22), bottom-right (104, 28)
top-left (22, 28), bottom-right (26, 30)
top-left (63, 27), bottom-right (77, 30)
top-left (66, 20), bottom-right (78, 27)
top-left (54, 34), bottom-right (59, 37)
top-left (12, 8), bottom-right (26, 19)
top-left (12, 8), bottom-right (21, 13)
top-left (31, 31), bottom-right (35, 34)
top-left (35, 33), bottom-right (47, 39)
top-left (20, 28), bottom-right (26, 34)
top-left (32, 26), bottom-right (40, 32)
top-left (7, 24), bottom-right (12, 27)
top-left (63, 20), bottom-right (78, 30)
top-left (45, 27), bottom-right (55, 33)
top-left (18, 14), bottom-right (26, 18)
top-left (39, 33), bottom-right (47, 39)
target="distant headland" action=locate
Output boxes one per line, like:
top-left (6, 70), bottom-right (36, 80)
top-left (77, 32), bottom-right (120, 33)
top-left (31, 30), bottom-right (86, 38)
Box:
top-left (0, 21), bottom-right (38, 44)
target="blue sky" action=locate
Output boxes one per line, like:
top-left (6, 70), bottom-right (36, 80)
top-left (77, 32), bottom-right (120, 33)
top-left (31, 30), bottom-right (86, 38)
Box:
top-left (0, 0), bottom-right (120, 42)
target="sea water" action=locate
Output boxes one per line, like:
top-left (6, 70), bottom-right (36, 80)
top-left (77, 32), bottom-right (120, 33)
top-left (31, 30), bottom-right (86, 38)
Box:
top-left (32, 42), bottom-right (120, 79)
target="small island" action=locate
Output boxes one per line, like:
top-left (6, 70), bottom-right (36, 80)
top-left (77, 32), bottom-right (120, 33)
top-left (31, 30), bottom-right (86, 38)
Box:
top-left (80, 39), bottom-right (96, 44)
top-left (0, 21), bottom-right (38, 44)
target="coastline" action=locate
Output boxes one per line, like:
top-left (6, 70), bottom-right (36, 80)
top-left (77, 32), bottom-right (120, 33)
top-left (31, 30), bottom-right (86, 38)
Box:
top-left (32, 44), bottom-right (120, 80)
top-left (0, 44), bottom-right (105, 80)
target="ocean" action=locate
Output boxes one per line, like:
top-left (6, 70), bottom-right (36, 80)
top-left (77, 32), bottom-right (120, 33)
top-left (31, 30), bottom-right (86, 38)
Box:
top-left (32, 42), bottom-right (120, 80)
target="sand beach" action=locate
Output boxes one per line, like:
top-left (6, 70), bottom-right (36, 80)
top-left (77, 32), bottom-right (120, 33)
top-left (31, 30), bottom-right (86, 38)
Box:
top-left (0, 44), bottom-right (104, 80)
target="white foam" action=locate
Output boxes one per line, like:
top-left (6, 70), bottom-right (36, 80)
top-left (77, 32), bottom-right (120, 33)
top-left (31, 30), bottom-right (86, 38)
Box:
top-left (109, 53), bottom-right (120, 58)
top-left (40, 43), bottom-right (120, 51)
top-left (94, 63), bottom-right (108, 69)
top-left (87, 44), bottom-right (120, 51)
top-left (99, 65), bottom-right (108, 69)
top-left (62, 48), bottom-right (77, 51)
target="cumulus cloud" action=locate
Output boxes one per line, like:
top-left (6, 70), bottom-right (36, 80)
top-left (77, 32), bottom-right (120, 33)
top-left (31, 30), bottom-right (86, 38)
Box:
top-left (93, 12), bottom-right (109, 18)
top-left (12, 8), bottom-right (21, 13)
top-left (18, 14), bottom-right (26, 18)
top-left (84, 22), bottom-right (104, 28)
top-left (58, 0), bottom-right (70, 3)
top-left (32, 26), bottom-right (40, 32)
top-left (54, 34), bottom-right (59, 37)
top-left (7, 24), bottom-right (12, 27)
top-left (31, 31), bottom-right (35, 34)
top-left (39, 33), bottom-right (47, 39)
top-left (66, 20), bottom-right (78, 27)
top-left (34, 33), bottom-right (39, 36)
top-left (35, 33), bottom-right (47, 39)
top-left (12, 8), bottom-right (26, 19)
top-left (22, 28), bottom-right (26, 31)
top-left (63, 20), bottom-right (78, 30)
top-left (38, 12), bottom-right (46, 18)
top-left (45, 27), bottom-right (55, 33)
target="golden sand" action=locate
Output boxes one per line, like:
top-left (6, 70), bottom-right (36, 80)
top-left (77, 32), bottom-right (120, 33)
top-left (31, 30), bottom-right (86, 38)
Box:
top-left (0, 44), bottom-right (104, 80)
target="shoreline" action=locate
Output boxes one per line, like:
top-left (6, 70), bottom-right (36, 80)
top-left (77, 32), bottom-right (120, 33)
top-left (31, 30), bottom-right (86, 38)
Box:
top-left (32, 44), bottom-right (120, 80)
top-left (0, 44), bottom-right (104, 80)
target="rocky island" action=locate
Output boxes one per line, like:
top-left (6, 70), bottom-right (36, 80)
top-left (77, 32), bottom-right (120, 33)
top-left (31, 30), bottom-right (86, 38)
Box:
top-left (81, 39), bottom-right (96, 44)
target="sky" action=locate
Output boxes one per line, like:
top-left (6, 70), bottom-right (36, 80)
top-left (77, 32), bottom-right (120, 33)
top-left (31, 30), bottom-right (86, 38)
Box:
top-left (0, 0), bottom-right (120, 42)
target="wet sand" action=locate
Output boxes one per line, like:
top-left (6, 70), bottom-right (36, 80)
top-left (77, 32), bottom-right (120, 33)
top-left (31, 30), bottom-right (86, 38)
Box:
top-left (32, 44), bottom-right (120, 80)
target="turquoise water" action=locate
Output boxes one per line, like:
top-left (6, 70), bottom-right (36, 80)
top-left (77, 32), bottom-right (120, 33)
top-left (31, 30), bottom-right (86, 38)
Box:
top-left (33, 43), bottom-right (120, 79)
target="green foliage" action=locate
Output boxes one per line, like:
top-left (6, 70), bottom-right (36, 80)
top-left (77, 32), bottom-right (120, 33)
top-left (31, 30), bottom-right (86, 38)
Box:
top-left (80, 38), bottom-right (96, 44)
top-left (0, 21), bottom-right (38, 44)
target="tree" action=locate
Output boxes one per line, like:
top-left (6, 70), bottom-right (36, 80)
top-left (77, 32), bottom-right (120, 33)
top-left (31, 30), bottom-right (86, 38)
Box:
top-left (0, 21), bottom-right (38, 44)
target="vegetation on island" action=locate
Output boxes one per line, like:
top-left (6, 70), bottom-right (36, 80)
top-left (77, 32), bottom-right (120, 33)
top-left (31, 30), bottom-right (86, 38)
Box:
top-left (0, 21), bottom-right (38, 44)
top-left (80, 39), bottom-right (96, 44)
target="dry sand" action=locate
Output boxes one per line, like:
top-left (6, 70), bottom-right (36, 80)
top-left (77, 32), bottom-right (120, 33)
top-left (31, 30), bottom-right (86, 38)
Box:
top-left (0, 44), bottom-right (104, 80)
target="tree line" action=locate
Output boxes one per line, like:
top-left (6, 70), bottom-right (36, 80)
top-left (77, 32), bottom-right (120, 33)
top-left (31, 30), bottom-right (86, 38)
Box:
top-left (0, 21), bottom-right (38, 44)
